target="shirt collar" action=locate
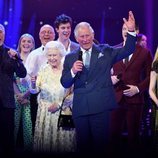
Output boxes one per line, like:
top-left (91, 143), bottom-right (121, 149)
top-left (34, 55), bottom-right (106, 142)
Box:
top-left (81, 47), bottom-right (92, 54)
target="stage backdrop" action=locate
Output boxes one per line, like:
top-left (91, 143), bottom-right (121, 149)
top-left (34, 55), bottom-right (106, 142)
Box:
top-left (0, 0), bottom-right (157, 55)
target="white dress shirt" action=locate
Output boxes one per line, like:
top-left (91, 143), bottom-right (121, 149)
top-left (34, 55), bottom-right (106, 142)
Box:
top-left (25, 45), bottom-right (47, 93)
top-left (25, 45), bottom-right (47, 77)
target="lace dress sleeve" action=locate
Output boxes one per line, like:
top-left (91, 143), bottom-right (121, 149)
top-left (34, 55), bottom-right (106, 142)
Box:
top-left (152, 61), bottom-right (158, 73)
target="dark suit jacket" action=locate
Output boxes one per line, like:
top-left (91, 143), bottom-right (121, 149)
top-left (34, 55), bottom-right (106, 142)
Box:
top-left (70, 41), bottom-right (79, 52)
top-left (0, 44), bottom-right (27, 108)
top-left (113, 44), bottom-right (152, 104)
top-left (61, 34), bottom-right (136, 118)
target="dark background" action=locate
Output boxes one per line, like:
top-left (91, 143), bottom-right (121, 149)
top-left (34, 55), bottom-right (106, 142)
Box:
top-left (0, 0), bottom-right (157, 56)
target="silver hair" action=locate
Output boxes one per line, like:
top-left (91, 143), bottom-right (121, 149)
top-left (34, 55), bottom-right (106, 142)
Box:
top-left (74, 22), bottom-right (94, 37)
top-left (44, 41), bottom-right (66, 56)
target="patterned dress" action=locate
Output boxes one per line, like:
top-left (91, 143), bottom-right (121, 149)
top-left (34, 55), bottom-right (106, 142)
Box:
top-left (33, 64), bottom-right (76, 154)
top-left (14, 75), bottom-right (33, 151)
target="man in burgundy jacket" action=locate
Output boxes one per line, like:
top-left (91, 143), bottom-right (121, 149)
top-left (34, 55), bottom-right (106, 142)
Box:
top-left (110, 23), bottom-right (153, 154)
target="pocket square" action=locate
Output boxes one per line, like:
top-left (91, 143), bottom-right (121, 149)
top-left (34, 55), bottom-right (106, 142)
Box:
top-left (98, 52), bottom-right (104, 58)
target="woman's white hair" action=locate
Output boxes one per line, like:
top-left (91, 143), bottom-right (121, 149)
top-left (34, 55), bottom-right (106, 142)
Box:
top-left (44, 41), bottom-right (66, 56)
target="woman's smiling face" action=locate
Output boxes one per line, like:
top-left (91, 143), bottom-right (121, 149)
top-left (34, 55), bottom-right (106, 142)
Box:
top-left (46, 48), bottom-right (62, 68)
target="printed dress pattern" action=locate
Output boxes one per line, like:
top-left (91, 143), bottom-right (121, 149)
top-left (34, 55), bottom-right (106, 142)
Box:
top-left (33, 64), bottom-right (76, 153)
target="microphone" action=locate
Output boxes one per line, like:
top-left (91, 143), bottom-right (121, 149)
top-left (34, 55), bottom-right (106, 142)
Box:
top-left (78, 51), bottom-right (83, 61)
top-left (77, 51), bottom-right (83, 77)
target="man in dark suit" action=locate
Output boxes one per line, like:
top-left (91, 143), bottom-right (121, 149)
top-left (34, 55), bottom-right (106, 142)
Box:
top-left (60, 11), bottom-right (136, 156)
top-left (110, 22), bottom-right (153, 154)
top-left (0, 24), bottom-right (27, 156)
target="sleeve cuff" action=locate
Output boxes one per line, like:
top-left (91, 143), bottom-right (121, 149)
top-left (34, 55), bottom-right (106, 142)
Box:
top-left (135, 86), bottom-right (140, 93)
top-left (128, 31), bottom-right (136, 36)
top-left (71, 69), bottom-right (76, 78)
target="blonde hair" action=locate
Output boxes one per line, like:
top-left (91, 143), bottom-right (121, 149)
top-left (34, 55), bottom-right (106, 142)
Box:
top-left (153, 47), bottom-right (158, 63)
top-left (17, 33), bottom-right (35, 53)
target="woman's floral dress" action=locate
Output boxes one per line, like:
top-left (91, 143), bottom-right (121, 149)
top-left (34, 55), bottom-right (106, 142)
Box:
top-left (33, 64), bottom-right (76, 154)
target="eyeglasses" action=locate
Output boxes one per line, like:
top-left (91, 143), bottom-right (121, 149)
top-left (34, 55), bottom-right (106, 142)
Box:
top-left (40, 31), bottom-right (54, 35)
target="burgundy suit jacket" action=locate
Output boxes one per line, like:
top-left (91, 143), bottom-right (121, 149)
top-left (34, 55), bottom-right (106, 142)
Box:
top-left (113, 44), bottom-right (152, 104)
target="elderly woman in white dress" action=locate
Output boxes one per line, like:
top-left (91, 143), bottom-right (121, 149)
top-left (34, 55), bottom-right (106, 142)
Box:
top-left (33, 41), bottom-right (76, 154)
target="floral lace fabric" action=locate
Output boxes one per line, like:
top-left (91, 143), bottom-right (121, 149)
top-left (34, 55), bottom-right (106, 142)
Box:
top-left (33, 64), bottom-right (76, 153)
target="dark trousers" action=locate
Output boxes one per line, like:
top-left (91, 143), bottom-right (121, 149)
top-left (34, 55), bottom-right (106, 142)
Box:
top-left (0, 107), bottom-right (14, 155)
top-left (109, 99), bottom-right (143, 153)
top-left (30, 93), bottom-right (38, 135)
top-left (73, 111), bottom-right (110, 156)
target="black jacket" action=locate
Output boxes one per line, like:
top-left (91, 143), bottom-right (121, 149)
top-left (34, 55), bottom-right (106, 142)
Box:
top-left (0, 44), bottom-right (27, 108)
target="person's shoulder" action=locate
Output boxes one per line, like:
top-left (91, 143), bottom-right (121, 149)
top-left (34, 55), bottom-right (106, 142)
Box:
top-left (65, 49), bottom-right (79, 61)
top-left (71, 41), bottom-right (79, 46)
top-left (152, 60), bottom-right (158, 73)
top-left (70, 41), bottom-right (80, 50)
top-left (2, 44), bottom-right (12, 52)
top-left (30, 46), bottom-right (42, 54)
top-left (136, 44), bottom-right (152, 55)
top-left (28, 46), bottom-right (43, 58)
top-left (68, 46), bottom-right (79, 54)
top-left (3, 44), bottom-right (10, 49)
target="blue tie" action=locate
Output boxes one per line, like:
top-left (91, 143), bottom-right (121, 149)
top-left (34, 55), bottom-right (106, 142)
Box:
top-left (85, 51), bottom-right (90, 69)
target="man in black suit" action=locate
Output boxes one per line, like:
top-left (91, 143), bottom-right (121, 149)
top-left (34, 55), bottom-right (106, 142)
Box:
top-left (60, 11), bottom-right (136, 156)
top-left (0, 24), bottom-right (26, 156)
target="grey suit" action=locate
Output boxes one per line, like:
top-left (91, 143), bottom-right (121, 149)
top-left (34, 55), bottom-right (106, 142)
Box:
top-left (70, 41), bottom-right (79, 52)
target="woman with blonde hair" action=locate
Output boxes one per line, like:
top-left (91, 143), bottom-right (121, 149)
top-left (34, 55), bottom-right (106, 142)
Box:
top-left (14, 33), bottom-right (35, 152)
top-left (149, 47), bottom-right (158, 150)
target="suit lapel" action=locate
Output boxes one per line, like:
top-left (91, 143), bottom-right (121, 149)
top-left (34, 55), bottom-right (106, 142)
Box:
top-left (125, 51), bottom-right (138, 68)
top-left (88, 45), bottom-right (100, 76)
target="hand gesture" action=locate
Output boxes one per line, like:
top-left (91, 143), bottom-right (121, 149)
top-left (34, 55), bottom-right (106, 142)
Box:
top-left (123, 11), bottom-right (135, 32)
top-left (8, 49), bottom-right (18, 59)
top-left (111, 75), bottom-right (120, 85)
top-left (48, 103), bottom-right (59, 113)
top-left (72, 60), bottom-right (83, 74)
top-left (123, 85), bottom-right (139, 97)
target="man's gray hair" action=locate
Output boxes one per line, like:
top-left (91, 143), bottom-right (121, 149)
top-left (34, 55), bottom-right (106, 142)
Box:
top-left (74, 22), bottom-right (94, 37)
